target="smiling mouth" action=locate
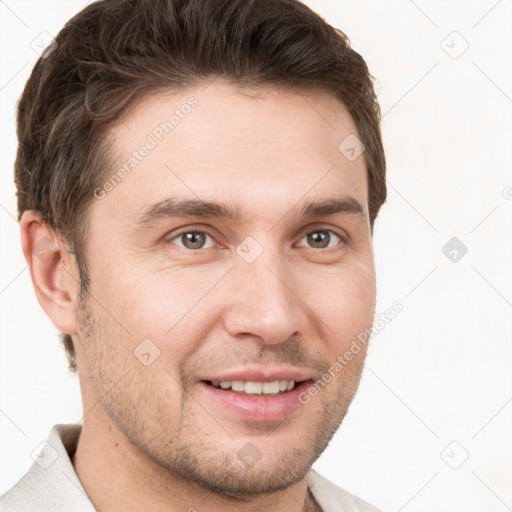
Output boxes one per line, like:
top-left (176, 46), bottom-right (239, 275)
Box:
top-left (205, 380), bottom-right (297, 395)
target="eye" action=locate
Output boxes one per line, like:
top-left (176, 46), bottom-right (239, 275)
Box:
top-left (168, 230), bottom-right (217, 250)
top-left (297, 229), bottom-right (342, 250)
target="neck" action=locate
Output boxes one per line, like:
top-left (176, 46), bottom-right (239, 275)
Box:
top-left (72, 411), bottom-right (320, 512)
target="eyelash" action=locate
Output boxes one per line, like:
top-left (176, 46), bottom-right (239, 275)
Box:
top-left (166, 226), bottom-right (346, 252)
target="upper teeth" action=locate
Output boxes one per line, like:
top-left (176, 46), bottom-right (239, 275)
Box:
top-left (210, 380), bottom-right (295, 394)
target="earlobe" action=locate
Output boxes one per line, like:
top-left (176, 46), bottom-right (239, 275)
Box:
top-left (19, 211), bottom-right (79, 335)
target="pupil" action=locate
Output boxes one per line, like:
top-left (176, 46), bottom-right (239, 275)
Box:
top-left (184, 232), bottom-right (205, 249)
top-left (308, 231), bottom-right (329, 248)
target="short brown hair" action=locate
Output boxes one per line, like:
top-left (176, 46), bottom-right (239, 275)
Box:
top-left (15, 0), bottom-right (386, 373)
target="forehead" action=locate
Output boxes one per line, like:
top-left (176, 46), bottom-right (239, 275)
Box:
top-left (95, 80), bottom-right (368, 225)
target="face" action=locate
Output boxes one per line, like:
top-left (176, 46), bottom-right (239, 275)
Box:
top-left (74, 81), bottom-right (376, 496)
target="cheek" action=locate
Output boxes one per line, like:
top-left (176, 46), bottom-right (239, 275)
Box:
top-left (96, 267), bottom-right (224, 362)
top-left (304, 261), bottom-right (376, 346)
top-left (89, 246), bottom-right (375, 364)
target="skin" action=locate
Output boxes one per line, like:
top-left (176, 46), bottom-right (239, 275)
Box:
top-left (20, 80), bottom-right (376, 512)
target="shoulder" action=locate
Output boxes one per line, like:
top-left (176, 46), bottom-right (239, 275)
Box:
top-left (307, 469), bottom-right (383, 512)
top-left (0, 424), bottom-right (95, 512)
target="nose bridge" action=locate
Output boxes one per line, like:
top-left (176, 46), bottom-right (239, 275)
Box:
top-left (223, 239), bottom-right (304, 344)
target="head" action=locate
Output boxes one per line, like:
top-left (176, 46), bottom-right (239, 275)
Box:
top-left (17, 0), bottom-right (386, 498)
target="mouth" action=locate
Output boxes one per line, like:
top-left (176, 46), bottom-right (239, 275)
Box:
top-left (205, 379), bottom-right (297, 395)
top-left (198, 376), bottom-right (312, 422)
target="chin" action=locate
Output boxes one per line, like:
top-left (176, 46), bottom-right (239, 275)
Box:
top-left (180, 446), bottom-right (315, 498)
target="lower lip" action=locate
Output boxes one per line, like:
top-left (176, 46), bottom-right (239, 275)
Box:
top-left (198, 381), bottom-right (311, 422)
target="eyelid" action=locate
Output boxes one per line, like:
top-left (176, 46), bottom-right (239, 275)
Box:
top-left (165, 224), bottom-right (348, 250)
top-left (166, 225), bottom-right (222, 248)
top-left (295, 222), bottom-right (348, 243)
top-left (295, 226), bottom-right (346, 250)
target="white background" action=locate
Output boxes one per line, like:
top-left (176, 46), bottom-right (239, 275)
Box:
top-left (1, 1), bottom-right (511, 510)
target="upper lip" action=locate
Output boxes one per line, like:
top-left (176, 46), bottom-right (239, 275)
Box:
top-left (200, 366), bottom-right (313, 383)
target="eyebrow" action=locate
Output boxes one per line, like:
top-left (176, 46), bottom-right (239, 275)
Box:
top-left (133, 195), bottom-right (366, 229)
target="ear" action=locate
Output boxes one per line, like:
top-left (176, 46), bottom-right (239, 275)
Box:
top-left (19, 211), bottom-right (79, 335)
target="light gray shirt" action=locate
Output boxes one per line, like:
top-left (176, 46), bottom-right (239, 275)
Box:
top-left (0, 424), bottom-right (382, 512)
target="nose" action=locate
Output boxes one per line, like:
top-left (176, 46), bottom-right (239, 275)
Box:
top-left (222, 244), bottom-right (307, 345)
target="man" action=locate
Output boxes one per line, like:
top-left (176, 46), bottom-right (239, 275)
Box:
top-left (2, 0), bottom-right (386, 510)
